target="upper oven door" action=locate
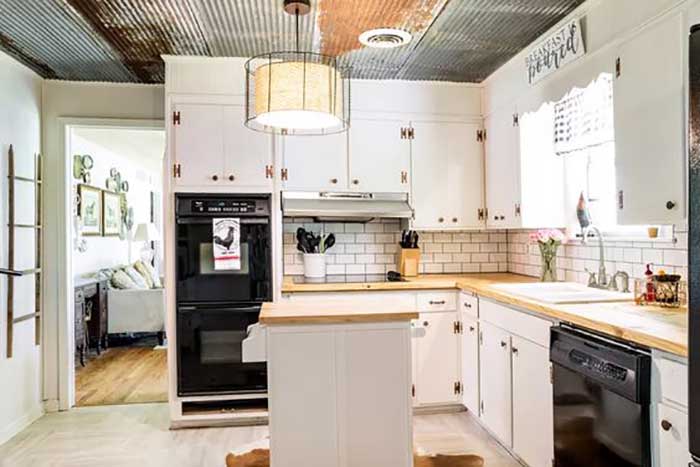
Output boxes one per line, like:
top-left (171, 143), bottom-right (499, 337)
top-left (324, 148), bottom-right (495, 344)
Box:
top-left (176, 217), bottom-right (272, 304)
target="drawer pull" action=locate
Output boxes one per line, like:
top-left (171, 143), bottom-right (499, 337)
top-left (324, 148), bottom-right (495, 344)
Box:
top-left (512, 347), bottom-right (519, 354)
top-left (464, 303), bottom-right (472, 309)
top-left (429, 300), bottom-right (446, 305)
top-left (661, 420), bottom-right (673, 431)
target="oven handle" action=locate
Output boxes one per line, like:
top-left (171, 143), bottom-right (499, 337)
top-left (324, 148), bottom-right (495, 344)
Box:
top-left (177, 217), bottom-right (269, 225)
top-left (178, 305), bottom-right (262, 314)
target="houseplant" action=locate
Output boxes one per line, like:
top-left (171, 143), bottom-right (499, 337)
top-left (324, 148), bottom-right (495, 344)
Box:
top-left (530, 229), bottom-right (565, 282)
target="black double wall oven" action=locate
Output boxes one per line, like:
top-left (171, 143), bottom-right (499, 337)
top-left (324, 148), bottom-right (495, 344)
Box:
top-left (175, 194), bottom-right (272, 396)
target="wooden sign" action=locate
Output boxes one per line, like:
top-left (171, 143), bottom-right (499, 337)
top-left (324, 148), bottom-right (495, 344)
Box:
top-left (526, 19), bottom-right (586, 85)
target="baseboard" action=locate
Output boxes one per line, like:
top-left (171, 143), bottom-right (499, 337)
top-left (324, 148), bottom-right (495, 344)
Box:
top-left (0, 405), bottom-right (44, 446)
top-left (43, 399), bottom-right (60, 413)
top-left (413, 404), bottom-right (467, 416)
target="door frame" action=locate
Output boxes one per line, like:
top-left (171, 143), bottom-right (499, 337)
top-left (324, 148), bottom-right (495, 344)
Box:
top-left (45, 117), bottom-right (164, 411)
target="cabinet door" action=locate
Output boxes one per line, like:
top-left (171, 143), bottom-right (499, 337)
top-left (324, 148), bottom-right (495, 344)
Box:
top-left (348, 117), bottom-right (410, 193)
top-left (282, 133), bottom-right (348, 191)
top-left (484, 109), bottom-right (521, 229)
top-left (614, 13), bottom-right (685, 224)
top-left (172, 103), bottom-right (225, 186)
top-left (511, 336), bottom-right (553, 467)
top-left (657, 403), bottom-right (692, 467)
top-left (415, 312), bottom-right (460, 406)
top-left (460, 314), bottom-right (479, 415)
top-left (223, 106), bottom-right (273, 190)
top-left (411, 121), bottom-right (484, 230)
top-left (479, 321), bottom-right (512, 446)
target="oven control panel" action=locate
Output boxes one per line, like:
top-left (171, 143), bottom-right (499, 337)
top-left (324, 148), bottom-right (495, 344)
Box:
top-left (191, 200), bottom-right (258, 214)
top-left (176, 195), bottom-right (271, 218)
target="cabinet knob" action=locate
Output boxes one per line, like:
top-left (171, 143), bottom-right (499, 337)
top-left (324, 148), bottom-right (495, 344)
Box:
top-left (352, 179), bottom-right (359, 185)
top-left (469, 326), bottom-right (475, 332)
top-left (330, 178), bottom-right (338, 184)
top-left (423, 321), bottom-right (430, 327)
top-left (452, 217), bottom-right (458, 223)
top-left (666, 201), bottom-right (676, 210)
top-left (499, 216), bottom-right (505, 220)
top-left (228, 174), bottom-right (235, 182)
top-left (500, 341), bottom-right (507, 348)
top-left (512, 347), bottom-right (519, 354)
top-left (438, 217), bottom-right (444, 223)
top-left (211, 174), bottom-right (219, 181)
top-left (661, 420), bottom-right (673, 431)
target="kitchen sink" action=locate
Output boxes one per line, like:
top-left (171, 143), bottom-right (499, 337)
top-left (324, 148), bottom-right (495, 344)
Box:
top-left (491, 282), bottom-right (634, 304)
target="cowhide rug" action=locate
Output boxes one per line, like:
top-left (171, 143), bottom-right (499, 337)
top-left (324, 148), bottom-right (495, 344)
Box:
top-left (225, 449), bottom-right (485, 467)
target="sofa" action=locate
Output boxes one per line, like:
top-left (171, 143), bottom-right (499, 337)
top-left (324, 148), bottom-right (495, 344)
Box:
top-left (107, 287), bottom-right (166, 342)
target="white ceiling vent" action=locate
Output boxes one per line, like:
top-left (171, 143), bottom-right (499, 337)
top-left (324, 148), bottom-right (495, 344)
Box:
top-left (359, 28), bottom-right (412, 49)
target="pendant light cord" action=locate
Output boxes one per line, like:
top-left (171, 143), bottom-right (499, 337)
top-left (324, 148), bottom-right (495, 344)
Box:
top-left (295, 7), bottom-right (300, 53)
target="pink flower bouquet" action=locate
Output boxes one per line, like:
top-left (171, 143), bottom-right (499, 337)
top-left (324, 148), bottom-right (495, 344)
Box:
top-left (529, 229), bottom-right (564, 282)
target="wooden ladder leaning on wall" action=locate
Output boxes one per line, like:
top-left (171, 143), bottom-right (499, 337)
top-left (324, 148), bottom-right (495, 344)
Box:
top-left (2, 144), bottom-right (43, 358)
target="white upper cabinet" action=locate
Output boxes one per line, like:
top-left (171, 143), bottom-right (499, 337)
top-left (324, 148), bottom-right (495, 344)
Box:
top-left (411, 121), bottom-right (484, 230)
top-left (348, 117), bottom-right (411, 193)
top-left (614, 13), bottom-right (685, 224)
top-left (172, 103), bottom-right (225, 187)
top-left (171, 103), bottom-right (272, 190)
top-left (511, 336), bottom-right (554, 467)
top-left (281, 133), bottom-right (348, 191)
top-left (223, 106), bottom-right (273, 190)
top-left (484, 108), bottom-right (521, 229)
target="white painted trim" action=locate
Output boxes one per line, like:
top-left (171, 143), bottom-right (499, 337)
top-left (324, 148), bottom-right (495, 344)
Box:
top-left (49, 117), bottom-right (164, 412)
top-left (0, 405), bottom-right (43, 446)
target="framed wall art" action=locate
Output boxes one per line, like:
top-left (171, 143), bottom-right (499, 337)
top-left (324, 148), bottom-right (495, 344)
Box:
top-left (78, 184), bottom-right (102, 236)
top-left (102, 190), bottom-right (122, 237)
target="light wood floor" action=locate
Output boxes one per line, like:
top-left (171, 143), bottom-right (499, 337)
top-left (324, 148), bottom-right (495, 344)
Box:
top-left (0, 404), bottom-right (522, 467)
top-left (75, 347), bottom-right (168, 407)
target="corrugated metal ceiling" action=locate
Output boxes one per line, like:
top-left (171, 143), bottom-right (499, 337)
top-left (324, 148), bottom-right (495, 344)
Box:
top-left (0, 0), bottom-right (585, 84)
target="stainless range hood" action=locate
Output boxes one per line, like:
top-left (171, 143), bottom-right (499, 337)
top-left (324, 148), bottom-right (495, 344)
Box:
top-left (282, 192), bottom-right (413, 222)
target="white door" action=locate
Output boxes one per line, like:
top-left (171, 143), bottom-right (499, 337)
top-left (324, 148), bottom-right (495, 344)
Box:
top-left (223, 106), bottom-right (273, 190)
top-left (460, 314), bottom-right (479, 415)
top-left (657, 403), bottom-right (692, 467)
top-left (484, 109), bottom-right (521, 228)
top-left (415, 312), bottom-right (460, 406)
top-left (479, 321), bottom-right (512, 446)
top-left (172, 103), bottom-right (225, 186)
top-left (511, 336), bottom-right (554, 467)
top-left (348, 117), bottom-right (410, 193)
top-left (282, 132), bottom-right (348, 191)
top-left (411, 121), bottom-right (484, 229)
top-left (614, 13), bottom-right (685, 224)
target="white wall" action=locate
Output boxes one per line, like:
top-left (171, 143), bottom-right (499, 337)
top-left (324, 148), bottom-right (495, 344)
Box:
top-left (41, 80), bottom-right (165, 409)
top-left (71, 130), bottom-right (163, 277)
top-left (0, 51), bottom-right (44, 445)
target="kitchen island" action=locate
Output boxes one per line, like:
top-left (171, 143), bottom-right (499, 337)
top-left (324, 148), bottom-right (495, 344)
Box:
top-left (260, 300), bottom-right (418, 467)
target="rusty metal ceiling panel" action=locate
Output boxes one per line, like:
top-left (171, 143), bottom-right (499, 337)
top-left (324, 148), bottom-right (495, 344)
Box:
top-left (397, 0), bottom-right (586, 82)
top-left (0, 0), bottom-right (586, 84)
top-left (0, 0), bottom-right (135, 82)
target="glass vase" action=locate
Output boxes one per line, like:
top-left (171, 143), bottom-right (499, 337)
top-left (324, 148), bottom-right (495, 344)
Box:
top-left (539, 244), bottom-right (558, 283)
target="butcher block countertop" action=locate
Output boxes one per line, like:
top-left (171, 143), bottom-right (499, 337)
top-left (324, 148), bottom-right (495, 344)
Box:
top-left (281, 273), bottom-right (688, 356)
top-left (259, 300), bottom-right (418, 325)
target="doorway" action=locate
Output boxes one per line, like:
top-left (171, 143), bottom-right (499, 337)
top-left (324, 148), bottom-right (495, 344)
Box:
top-left (65, 122), bottom-right (167, 407)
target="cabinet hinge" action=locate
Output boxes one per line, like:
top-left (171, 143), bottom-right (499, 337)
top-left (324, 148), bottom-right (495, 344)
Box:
top-left (453, 321), bottom-right (463, 334)
top-left (412, 384), bottom-right (416, 398)
top-left (550, 364), bottom-right (554, 385)
top-left (172, 163), bottom-right (181, 178)
top-left (401, 171), bottom-right (408, 184)
top-left (480, 400), bottom-right (484, 414)
top-left (477, 208), bottom-right (485, 221)
top-left (513, 113), bottom-right (519, 127)
top-left (479, 330), bottom-right (483, 345)
top-left (454, 381), bottom-right (462, 395)
top-left (615, 57), bottom-right (621, 78)
top-left (265, 165), bottom-right (274, 179)
top-left (476, 129), bottom-right (485, 142)
top-left (618, 190), bottom-right (624, 210)
top-left (401, 127), bottom-right (407, 139)
top-left (514, 203), bottom-right (521, 217)
top-left (408, 127), bottom-right (415, 140)
top-left (281, 168), bottom-right (289, 181)
top-left (172, 111), bottom-right (181, 125)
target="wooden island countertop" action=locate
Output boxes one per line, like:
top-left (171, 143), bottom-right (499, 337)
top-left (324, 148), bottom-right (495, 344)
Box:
top-left (281, 273), bottom-right (689, 356)
top-left (259, 300), bottom-right (418, 325)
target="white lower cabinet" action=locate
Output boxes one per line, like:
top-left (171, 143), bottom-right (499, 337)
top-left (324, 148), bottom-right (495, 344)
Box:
top-left (657, 403), bottom-right (691, 467)
top-left (413, 311), bottom-right (461, 406)
top-left (479, 321), bottom-right (513, 445)
top-left (511, 336), bottom-right (554, 467)
top-left (460, 314), bottom-right (479, 415)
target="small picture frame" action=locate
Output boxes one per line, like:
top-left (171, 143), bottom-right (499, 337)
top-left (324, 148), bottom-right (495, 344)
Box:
top-left (78, 184), bottom-right (102, 236)
top-left (102, 190), bottom-right (122, 237)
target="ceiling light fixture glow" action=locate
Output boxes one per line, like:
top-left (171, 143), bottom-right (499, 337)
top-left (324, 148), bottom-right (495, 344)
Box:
top-left (359, 28), bottom-right (412, 49)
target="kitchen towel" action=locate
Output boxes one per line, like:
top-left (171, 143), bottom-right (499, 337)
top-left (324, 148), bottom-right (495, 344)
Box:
top-left (213, 218), bottom-right (241, 270)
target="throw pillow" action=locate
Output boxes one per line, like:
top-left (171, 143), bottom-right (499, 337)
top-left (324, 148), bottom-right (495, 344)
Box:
top-left (140, 260), bottom-right (162, 288)
top-left (111, 269), bottom-right (138, 290)
top-left (124, 266), bottom-right (149, 289)
top-left (134, 261), bottom-right (155, 289)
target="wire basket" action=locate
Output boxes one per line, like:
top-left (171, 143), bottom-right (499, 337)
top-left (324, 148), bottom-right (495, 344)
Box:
top-left (633, 276), bottom-right (686, 308)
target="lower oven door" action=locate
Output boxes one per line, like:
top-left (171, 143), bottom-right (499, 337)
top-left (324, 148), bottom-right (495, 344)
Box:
top-left (177, 304), bottom-right (267, 396)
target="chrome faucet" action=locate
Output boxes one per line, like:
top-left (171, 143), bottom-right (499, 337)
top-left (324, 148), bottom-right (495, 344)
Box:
top-left (582, 226), bottom-right (608, 288)
top-left (609, 271), bottom-right (631, 293)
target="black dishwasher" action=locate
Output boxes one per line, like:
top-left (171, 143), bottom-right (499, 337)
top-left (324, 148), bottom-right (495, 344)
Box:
top-left (550, 325), bottom-right (651, 467)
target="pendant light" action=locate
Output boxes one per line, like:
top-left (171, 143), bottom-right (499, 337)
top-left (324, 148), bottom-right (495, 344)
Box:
top-left (244, 0), bottom-right (351, 136)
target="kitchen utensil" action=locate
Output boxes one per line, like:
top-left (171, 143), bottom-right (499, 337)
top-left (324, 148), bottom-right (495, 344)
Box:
top-left (323, 233), bottom-right (336, 252)
top-left (387, 271), bottom-right (403, 282)
top-left (410, 231), bottom-right (419, 248)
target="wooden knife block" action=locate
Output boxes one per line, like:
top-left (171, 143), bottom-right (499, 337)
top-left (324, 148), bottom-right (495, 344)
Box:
top-left (399, 248), bottom-right (421, 277)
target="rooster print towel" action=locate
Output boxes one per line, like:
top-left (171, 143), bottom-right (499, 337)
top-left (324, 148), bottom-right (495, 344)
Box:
top-left (213, 218), bottom-right (241, 270)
